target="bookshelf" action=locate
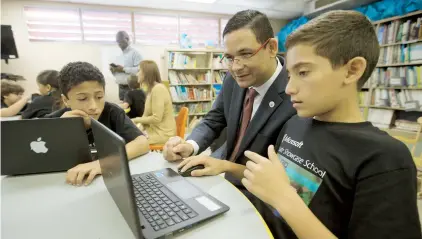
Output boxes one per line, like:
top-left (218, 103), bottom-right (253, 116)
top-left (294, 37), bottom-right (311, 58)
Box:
top-left (359, 10), bottom-right (422, 135)
top-left (166, 49), bottom-right (228, 128)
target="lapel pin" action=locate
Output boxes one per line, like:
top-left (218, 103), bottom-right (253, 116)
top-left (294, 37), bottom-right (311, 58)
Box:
top-left (269, 101), bottom-right (275, 108)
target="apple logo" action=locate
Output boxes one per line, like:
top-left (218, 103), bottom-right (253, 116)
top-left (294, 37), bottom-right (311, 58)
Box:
top-left (30, 137), bottom-right (48, 153)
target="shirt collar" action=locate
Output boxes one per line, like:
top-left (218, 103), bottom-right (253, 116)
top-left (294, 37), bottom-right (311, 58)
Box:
top-left (251, 58), bottom-right (282, 96)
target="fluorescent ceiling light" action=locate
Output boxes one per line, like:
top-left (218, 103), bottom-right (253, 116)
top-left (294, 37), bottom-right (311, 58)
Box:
top-left (181, 0), bottom-right (217, 3)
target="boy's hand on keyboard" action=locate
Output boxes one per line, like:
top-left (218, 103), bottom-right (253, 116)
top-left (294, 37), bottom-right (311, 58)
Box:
top-left (61, 110), bottom-right (91, 129)
top-left (177, 155), bottom-right (225, 177)
top-left (66, 160), bottom-right (102, 186)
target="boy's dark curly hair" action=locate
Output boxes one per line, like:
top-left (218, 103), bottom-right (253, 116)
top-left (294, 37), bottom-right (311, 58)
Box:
top-left (59, 62), bottom-right (105, 97)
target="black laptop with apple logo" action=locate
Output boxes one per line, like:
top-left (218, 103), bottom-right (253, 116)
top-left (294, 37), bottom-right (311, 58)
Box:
top-left (1, 118), bottom-right (92, 175)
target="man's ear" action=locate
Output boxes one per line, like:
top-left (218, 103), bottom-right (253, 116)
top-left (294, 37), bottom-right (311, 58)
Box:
top-left (61, 94), bottom-right (69, 108)
top-left (344, 57), bottom-right (367, 86)
top-left (268, 38), bottom-right (278, 57)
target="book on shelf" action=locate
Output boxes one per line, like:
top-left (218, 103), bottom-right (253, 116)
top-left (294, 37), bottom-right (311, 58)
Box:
top-left (213, 70), bottom-right (226, 84)
top-left (212, 84), bottom-right (222, 98)
top-left (377, 17), bottom-right (422, 45)
top-left (394, 119), bottom-right (420, 132)
top-left (173, 102), bottom-right (211, 114)
top-left (169, 86), bottom-right (211, 101)
top-left (168, 52), bottom-right (209, 69)
top-left (168, 71), bottom-right (211, 85)
top-left (358, 91), bottom-right (371, 106)
top-left (370, 66), bottom-right (422, 87)
top-left (372, 88), bottom-right (422, 110)
top-left (367, 108), bottom-right (394, 129)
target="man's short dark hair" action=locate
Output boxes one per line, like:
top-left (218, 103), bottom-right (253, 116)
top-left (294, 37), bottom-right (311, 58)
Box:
top-left (1, 80), bottom-right (24, 100)
top-left (59, 62), bottom-right (105, 97)
top-left (223, 9), bottom-right (274, 44)
top-left (285, 10), bottom-right (380, 89)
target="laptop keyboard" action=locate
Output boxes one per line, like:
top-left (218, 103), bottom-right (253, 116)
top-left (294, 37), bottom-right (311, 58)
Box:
top-left (132, 174), bottom-right (198, 231)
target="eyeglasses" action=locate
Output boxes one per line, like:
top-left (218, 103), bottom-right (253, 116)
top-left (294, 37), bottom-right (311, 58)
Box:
top-left (220, 38), bottom-right (271, 66)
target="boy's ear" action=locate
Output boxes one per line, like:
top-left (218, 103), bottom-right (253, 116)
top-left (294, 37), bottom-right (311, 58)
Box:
top-left (46, 84), bottom-right (52, 92)
top-left (344, 57), bottom-right (366, 86)
top-left (61, 94), bottom-right (69, 107)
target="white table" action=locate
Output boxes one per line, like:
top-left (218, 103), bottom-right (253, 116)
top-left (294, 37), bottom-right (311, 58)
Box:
top-left (1, 152), bottom-right (273, 239)
top-left (0, 115), bottom-right (22, 121)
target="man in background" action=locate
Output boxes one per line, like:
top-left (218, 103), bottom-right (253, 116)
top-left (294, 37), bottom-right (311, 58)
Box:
top-left (110, 31), bottom-right (142, 101)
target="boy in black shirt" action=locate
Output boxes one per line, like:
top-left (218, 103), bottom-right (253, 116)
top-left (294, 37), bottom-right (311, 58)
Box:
top-left (0, 80), bottom-right (29, 117)
top-left (242, 11), bottom-right (421, 239)
top-left (47, 62), bottom-right (149, 186)
top-left (120, 75), bottom-right (146, 119)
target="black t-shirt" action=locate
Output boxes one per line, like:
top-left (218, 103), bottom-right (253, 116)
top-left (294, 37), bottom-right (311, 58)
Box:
top-left (124, 89), bottom-right (146, 119)
top-left (46, 102), bottom-right (143, 146)
top-left (21, 94), bottom-right (57, 119)
top-left (250, 116), bottom-right (421, 239)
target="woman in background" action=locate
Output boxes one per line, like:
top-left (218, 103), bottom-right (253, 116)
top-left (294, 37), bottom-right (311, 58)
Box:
top-left (132, 60), bottom-right (176, 144)
top-left (22, 70), bottom-right (63, 119)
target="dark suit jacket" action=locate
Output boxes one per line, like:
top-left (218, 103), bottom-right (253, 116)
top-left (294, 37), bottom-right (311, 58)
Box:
top-left (187, 56), bottom-right (296, 172)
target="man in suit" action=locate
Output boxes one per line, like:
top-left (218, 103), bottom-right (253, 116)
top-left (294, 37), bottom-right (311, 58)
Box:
top-left (163, 9), bottom-right (296, 186)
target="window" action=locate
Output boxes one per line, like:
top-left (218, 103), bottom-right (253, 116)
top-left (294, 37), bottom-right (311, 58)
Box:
top-left (179, 17), bottom-right (219, 47)
top-left (81, 10), bottom-right (132, 42)
top-left (134, 14), bottom-right (179, 45)
top-left (220, 18), bottom-right (229, 46)
top-left (24, 7), bottom-right (82, 41)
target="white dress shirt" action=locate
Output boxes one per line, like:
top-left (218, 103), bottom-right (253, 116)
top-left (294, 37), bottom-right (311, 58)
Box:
top-left (187, 58), bottom-right (283, 156)
top-left (113, 45), bottom-right (143, 85)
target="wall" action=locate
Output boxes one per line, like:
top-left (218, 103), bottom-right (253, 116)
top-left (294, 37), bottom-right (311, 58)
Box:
top-left (1, 0), bottom-right (287, 103)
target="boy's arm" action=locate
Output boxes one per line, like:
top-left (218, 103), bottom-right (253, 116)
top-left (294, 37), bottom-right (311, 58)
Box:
top-left (242, 146), bottom-right (337, 239)
top-left (347, 167), bottom-right (421, 239)
top-left (126, 135), bottom-right (149, 160)
top-left (0, 96), bottom-right (29, 117)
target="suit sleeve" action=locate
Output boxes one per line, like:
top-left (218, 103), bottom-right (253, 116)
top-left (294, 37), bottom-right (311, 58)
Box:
top-left (187, 77), bottom-right (228, 154)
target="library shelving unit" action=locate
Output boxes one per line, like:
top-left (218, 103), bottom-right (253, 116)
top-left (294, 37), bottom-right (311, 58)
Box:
top-left (359, 10), bottom-right (422, 136)
top-left (166, 49), bottom-right (228, 128)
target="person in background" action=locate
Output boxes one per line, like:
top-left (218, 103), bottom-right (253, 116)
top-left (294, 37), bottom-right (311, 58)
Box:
top-left (132, 60), bottom-right (176, 144)
top-left (47, 61), bottom-right (149, 186)
top-left (119, 75), bottom-right (146, 119)
top-left (240, 10), bottom-right (421, 239)
top-left (110, 31), bottom-right (142, 101)
top-left (22, 70), bottom-right (63, 119)
top-left (0, 80), bottom-right (29, 117)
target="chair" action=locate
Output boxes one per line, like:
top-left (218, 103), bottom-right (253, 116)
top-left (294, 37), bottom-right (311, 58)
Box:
top-left (149, 107), bottom-right (189, 151)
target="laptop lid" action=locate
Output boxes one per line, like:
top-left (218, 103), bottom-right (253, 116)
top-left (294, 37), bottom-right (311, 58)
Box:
top-left (1, 118), bottom-right (91, 175)
top-left (91, 119), bottom-right (144, 239)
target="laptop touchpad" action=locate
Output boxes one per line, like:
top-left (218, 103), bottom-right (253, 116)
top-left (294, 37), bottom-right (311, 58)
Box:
top-left (167, 180), bottom-right (201, 199)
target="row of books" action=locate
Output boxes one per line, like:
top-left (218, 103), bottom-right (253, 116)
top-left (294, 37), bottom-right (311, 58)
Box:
top-left (173, 102), bottom-right (211, 114)
top-left (377, 17), bottom-right (422, 44)
top-left (378, 43), bottom-right (422, 65)
top-left (213, 71), bottom-right (226, 84)
top-left (168, 52), bottom-right (208, 69)
top-left (358, 91), bottom-right (371, 106)
top-left (373, 88), bottom-right (422, 110)
top-left (168, 71), bottom-right (211, 85)
top-left (369, 66), bottom-right (422, 87)
top-left (169, 86), bottom-right (211, 102)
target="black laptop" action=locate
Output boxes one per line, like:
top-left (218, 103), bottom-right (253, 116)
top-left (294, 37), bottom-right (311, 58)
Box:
top-left (1, 118), bottom-right (91, 175)
top-left (91, 119), bottom-right (229, 239)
